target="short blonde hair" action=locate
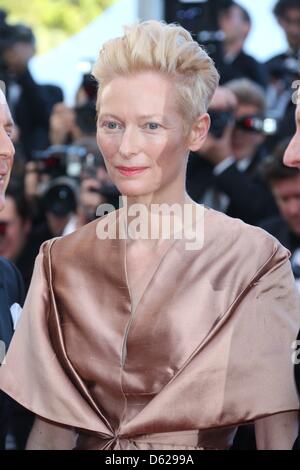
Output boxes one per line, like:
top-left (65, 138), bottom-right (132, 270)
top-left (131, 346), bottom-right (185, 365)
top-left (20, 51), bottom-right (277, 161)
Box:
top-left (92, 20), bottom-right (219, 127)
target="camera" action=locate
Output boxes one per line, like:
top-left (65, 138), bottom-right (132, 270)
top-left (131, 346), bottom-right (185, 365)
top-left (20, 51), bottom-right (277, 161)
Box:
top-left (209, 109), bottom-right (234, 138)
top-left (164, 0), bottom-right (234, 57)
top-left (209, 110), bottom-right (278, 138)
top-left (165, 0), bottom-right (234, 35)
top-left (235, 115), bottom-right (278, 135)
top-left (33, 145), bottom-right (97, 179)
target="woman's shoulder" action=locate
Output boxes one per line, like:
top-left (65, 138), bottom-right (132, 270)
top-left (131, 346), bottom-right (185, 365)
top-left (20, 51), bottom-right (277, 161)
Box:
top-left (203, 207), bottom-right (290, 266)
top-left (42, 209), bottom-right (120, 256)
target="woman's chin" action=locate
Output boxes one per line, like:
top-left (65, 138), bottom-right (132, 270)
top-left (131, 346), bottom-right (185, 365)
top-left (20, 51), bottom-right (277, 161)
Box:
top-left (116, 182), bottom-right (156, 199)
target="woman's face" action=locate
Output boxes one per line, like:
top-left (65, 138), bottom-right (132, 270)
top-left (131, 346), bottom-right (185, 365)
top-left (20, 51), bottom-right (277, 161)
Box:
top-left (97, 71), bottom-right (208, 200)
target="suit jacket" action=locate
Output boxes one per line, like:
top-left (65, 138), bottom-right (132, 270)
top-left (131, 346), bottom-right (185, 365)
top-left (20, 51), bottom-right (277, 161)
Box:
top-left (0, 208), bottom-right (299, 450)
top-left (186, 152), bottom-right (278, 226)
top-left (14, 74), bottom-right (63, 160)
top-left (0, 68), bottom-right (63, 160)
top-left (0, 257), bottom-right (25, 449)
top-left (216, 50), bottom-right (268, 88)
top-left (0, 257), bottom-right (24, 361)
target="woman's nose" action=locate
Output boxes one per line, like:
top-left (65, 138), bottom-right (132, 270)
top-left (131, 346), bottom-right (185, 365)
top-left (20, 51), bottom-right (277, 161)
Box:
top-left (119, 126), bottom-right (140, 159)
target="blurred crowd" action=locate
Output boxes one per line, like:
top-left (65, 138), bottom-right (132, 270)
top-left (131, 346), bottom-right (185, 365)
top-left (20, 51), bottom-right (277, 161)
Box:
top-left (0, 9), bottom-right (120, 296)
top-left (186, 0), bottom-right (300, 294)
top-left (0, 0), bottom-right (300, 450)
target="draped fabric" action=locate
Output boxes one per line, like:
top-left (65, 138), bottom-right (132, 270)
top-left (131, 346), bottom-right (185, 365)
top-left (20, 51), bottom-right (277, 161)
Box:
top-left (0, 207), bottom-right (299, 450)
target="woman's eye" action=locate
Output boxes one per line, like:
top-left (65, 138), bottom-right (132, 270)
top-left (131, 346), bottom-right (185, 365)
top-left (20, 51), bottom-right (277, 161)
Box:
top-left (147, 122), bottom-right (160, 130)
top-left (102, 121), bottom-right (121, 130)
top-left (107, 122), bottom-right (118, 129)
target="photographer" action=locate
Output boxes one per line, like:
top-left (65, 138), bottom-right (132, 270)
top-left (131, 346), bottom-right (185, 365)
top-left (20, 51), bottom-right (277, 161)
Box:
top-left (49, 101), bottom-right (97, 149)
top-left (75, 72), bottom-right (98, 106)
top-left (25, 101), bottom-right (98, 215)
top-left (49, 103), bottom-right (75, 147)
top-left (24, 100), bottom-right (119, 235)
top-left (265, 0), bottom-right (300, 145)
top-left (166, 1), bottom-right (267, 88)
top-left (48, 100), bottom-right (120, 229)
top-left (186, 79), bottom-right (278, 225)
top-left (0, 10), bottom-right (63, 160)
top-left (268, 0), bottom-right (300, 69)
top-left (216, 2), bottom-right (268, 88)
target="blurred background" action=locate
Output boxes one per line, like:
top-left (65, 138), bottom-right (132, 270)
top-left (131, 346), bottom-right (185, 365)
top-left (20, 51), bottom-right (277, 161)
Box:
top-left (0, 0), bottom-right (287, 104)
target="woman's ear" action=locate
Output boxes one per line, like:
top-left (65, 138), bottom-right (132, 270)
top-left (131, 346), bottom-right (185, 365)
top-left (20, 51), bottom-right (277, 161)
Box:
top-left (187, 113), bottom-right (211, 152)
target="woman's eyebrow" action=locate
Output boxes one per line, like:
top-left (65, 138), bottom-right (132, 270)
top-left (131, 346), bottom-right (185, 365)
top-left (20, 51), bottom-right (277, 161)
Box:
top-left (99, 113), bottom-right (164, 119)
top-left (98, 113), bottom-right (169, 125)
top-left (138, 114), bottom-right (164, 120)
top-left (98, 113), bottom-right (121, 120)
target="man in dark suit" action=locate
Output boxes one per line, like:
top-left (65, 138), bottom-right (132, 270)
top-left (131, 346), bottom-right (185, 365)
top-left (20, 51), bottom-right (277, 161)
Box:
top-left (267, 0), bottom-right (300, 76)
top-left (265, 0), bottom-right (300, 148)
top-left (0, 258), bottom-right (25, 449)
top-left (0, 84), bottom-right (27, 449)
top-left (215, 2), bottom-right (268, 88)
top-left (0, 11), bottom-right (63, 160)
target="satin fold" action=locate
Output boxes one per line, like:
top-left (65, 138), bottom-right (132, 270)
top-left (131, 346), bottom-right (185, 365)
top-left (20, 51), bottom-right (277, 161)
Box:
top-left (0, 207), bottom-right (299, 449)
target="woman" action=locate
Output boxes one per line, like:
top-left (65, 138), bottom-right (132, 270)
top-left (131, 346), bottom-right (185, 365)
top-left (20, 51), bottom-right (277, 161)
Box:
top-left (0, 21), bottom-right (299, 450)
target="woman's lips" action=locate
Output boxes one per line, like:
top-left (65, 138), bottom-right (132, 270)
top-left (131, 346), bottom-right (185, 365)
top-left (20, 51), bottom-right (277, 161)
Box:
top-left (116, 166), bottom-right (149, 176)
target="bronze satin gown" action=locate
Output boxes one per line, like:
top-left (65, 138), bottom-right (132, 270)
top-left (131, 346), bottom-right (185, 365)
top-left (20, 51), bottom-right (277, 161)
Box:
top-left (0, 207), bottom-right (299, 450)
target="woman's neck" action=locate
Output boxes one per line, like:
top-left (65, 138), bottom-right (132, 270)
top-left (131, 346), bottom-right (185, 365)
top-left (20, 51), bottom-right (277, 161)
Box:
top-left (120, 189), bottom-right (200, 244)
